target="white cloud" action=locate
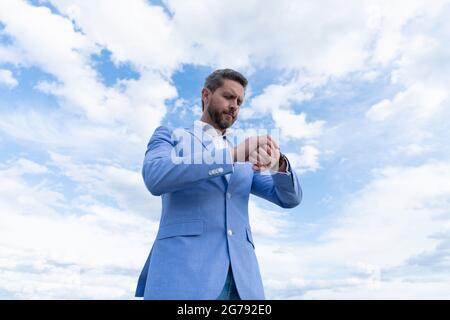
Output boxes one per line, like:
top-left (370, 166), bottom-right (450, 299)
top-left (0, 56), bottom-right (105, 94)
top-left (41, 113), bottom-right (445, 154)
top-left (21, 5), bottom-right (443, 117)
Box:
top-left (0, 108), bottom-right (146, 164)
top-left (165, 0), bottom-right (373, 77)
top-left (1, 0), bottom-right (450, 300)
top-left (241, 82), bottom-right (314, 119)
top-left (0, 44), bottom-right (21, 65)
top-left (301, 279), bottom-right (450, 300)
top-left (321, 163), bottom-right (450, 266)
top-left (272, 110), bottom-right (325, 141)
top-left (0, 0), bottom-right (176, 141)
top-left (367, 84), bottom-right (448, 122)
top-left (0, 0), bottom-right (103, 118)
top-left (369, 0), bottom-right (448, 65)
top-left (0, 158), bottom-right (64, 217)
top-left (286, 145), bottom-right (321, 174)
top-left (395, 143), bottom-right (431, 156)
top-left (367, 3), bottom-right (450, 125)
top-left (320, 3), bottom-right (450, 176)
top-left (0, 157), bottom-right (158, 298)
top-left (248, 200), bottom-right (289, 237)
top-left (366, 98), bottom-right (392, 121)
top-left (47, 0), bottom-right (186, 73)
top-left (0, 68), bottom-right (18, 88)
top-left (361, 70), bottom-right (380, 82)
top-left (47, 152), bottom-right (162, 219)
top-left (258, 162), bottom-right (450, 298)
top-left (1, 158), bottom-right (48, 174)
top-left (0, 257), bottom-right (139, 299)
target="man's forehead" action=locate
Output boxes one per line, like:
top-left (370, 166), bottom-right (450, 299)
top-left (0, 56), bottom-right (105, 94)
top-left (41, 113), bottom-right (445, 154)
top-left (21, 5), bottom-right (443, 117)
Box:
top-left (221, 80), bottom-right (245, 97)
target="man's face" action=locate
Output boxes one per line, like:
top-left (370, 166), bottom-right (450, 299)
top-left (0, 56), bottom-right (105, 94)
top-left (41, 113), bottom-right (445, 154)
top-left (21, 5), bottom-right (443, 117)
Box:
top-left (202, 79), bottom-right (245, 130)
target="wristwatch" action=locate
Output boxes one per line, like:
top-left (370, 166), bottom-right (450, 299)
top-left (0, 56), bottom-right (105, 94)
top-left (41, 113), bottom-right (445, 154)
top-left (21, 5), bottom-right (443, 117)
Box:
top-left (278, 152), bottom-right (287, 168)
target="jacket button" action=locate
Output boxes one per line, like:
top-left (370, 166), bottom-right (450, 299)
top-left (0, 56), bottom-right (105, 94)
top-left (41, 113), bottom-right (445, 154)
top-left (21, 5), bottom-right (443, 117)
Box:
top-left (227, 229), bottom-right (233, 236)
top-left (226, 192), bottom-right (231, 199)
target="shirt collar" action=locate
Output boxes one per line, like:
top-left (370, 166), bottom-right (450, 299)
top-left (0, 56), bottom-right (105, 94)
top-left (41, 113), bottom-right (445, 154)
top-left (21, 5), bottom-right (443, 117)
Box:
top-left (194, 119), bottom-right (232, 138)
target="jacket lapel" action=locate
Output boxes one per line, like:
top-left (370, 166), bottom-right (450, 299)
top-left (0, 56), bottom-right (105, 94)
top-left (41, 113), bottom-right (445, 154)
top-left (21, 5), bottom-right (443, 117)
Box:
top-left (185, 124), bottom-right (234, 189)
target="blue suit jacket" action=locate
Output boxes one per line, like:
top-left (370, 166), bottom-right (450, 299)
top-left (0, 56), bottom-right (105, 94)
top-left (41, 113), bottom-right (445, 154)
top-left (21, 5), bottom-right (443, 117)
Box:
top-left (135, 124), bottom-right (302, 299)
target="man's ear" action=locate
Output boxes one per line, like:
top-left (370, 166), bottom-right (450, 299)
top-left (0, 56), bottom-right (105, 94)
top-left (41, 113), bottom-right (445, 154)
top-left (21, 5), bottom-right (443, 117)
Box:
top-left (201, 87), bottom-right (210, 109)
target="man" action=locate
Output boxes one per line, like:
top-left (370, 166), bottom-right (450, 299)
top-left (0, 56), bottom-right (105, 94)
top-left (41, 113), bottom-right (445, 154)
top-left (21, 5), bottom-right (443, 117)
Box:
top-left (135, 69), bottom-right (302, 300)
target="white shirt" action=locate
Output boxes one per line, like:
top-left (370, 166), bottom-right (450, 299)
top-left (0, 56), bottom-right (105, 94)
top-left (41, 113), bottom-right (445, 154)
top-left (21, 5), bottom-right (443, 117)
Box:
top-left (195, 120), bottom-right (233, 182)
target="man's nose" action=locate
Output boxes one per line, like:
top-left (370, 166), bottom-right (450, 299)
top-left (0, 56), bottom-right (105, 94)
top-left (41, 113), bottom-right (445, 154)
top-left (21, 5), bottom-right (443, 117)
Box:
top-left (228, 100), bottom-right (238, 110)
top-left (228, 106), bottom-right (237, 115)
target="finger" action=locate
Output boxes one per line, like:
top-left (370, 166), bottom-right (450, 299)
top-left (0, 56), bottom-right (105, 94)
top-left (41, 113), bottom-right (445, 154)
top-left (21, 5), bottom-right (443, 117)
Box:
top-left (270, 149), bottom-right (281, 169)
top-left (253, 162), bottom-right (268, 171)
top-left (248, 150), bottom-right (260, 164)
top-left (256, 147), bottom-right (272, 166)
top-left (269, 138), bottom-right (279, 150)
top-left (249, 149), bottom-right (270, 170)
top-left (256, 135), bottom-right (271, 148)
top-left (265, 145), bottom-right (280, 169)
top-left (253, 136), bottom-right (275, 159)
top-left (257, 140), bottom-right (271, 150)
top-left (264, 136), bottom-right (279, 154)
top-left (250, 155), bottom-right (266, 171)
top-left (266, 135), bottom-right (276, 149)
top-left (250, 141), bottom-right (275, 167)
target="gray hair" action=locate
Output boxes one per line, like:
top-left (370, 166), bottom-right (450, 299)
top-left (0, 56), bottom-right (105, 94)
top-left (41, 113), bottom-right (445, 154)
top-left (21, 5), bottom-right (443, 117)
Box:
top-left (202, 68), bottom-right (248, 111)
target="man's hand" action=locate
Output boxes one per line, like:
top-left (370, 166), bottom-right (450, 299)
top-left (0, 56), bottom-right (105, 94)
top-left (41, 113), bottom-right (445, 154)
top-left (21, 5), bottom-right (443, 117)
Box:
top-left (249, 137), bottom-right (283, 172)
top-left (231, 135), bottom-right (273, 163)
top-left (232, 135), bottom-right (284, 172)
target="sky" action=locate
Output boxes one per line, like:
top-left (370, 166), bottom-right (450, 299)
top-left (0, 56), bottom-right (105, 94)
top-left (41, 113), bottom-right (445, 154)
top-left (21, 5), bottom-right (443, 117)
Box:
top-left (1, 0), bottom-right (450, 299)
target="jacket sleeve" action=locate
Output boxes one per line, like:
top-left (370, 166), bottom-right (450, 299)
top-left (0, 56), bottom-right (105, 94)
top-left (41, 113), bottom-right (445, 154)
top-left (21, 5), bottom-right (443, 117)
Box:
top-left (250, 156), bottom-right (302, 208)
top-left (142, 126), bottom-right (234, 196)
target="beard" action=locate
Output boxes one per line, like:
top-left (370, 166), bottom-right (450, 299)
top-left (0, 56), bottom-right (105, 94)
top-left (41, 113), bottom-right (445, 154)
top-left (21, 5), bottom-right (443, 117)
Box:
top-left (207, 102), bottom-right (235, 130)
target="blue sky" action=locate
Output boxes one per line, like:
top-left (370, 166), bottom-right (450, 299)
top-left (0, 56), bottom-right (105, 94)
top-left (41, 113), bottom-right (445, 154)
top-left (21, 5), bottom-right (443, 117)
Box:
top-left (1, 0), bottom-right (450, 299)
